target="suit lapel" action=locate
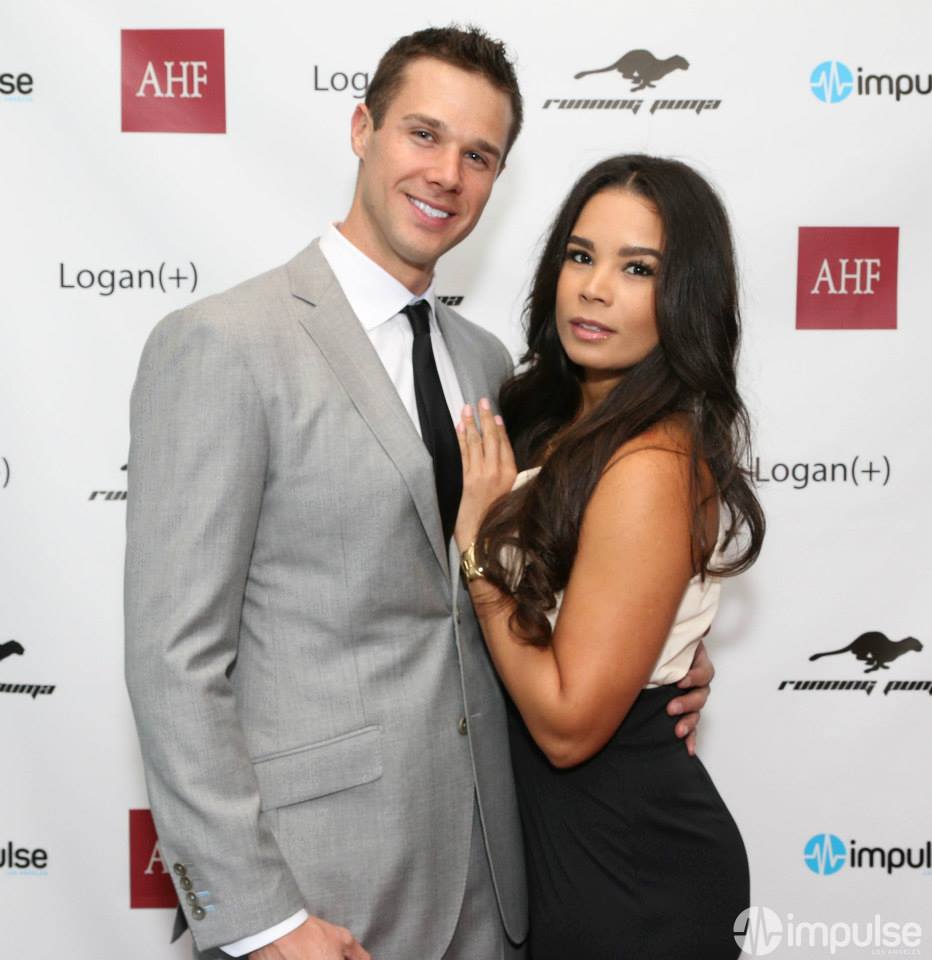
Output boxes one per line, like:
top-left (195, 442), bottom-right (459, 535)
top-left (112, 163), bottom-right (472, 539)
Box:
top-left (435, 302), bottom-right (489, 410)
top-left (286, 242), bottom-right (450, 578)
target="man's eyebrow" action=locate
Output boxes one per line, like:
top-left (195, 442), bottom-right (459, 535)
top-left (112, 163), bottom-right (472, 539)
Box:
top-left (402, 112), bottom-right (447, 132)
top-left (401, 113), bottom-right (502, 162)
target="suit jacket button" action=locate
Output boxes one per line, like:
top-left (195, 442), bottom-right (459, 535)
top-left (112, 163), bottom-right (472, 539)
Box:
top-left (172, 863), bottom-right (187, 876)
top-left (180, 877), bottom-right (193, 890)
top-left (186, 892), bottom-right (199, 904)
top-left (458, 716), bottom-right (468, 735)
top-left (192, 906), bottom-right (206, 921)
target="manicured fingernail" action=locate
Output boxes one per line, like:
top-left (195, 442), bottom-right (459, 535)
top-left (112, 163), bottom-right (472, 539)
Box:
top-left (463, 403), bottom-right (472, 418)
top-left (456, 421), bottom-right (464, 434)
top-left (479, 397), bottom-right (491, 410)
top-left (494, 415), bottom-right (504, 425)
top-left (669, 703), bottom-right (683, 715)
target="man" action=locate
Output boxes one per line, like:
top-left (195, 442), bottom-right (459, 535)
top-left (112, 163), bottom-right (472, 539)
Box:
top-left (125, 26), bottom-right (713, 960)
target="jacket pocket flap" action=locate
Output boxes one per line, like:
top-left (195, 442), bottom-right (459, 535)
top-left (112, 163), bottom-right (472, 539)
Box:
top-left (251, 725), bottom-right (383, 811)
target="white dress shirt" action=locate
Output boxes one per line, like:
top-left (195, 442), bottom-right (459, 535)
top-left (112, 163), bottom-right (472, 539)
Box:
top-left (220, 226), bottom-right (465, 957)
top-left (319, 222), bottom-right (465, 428)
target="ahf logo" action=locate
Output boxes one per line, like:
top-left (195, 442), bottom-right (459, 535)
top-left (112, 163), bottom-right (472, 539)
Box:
top-left (796, 227), bottom-right (899, 329)
top-left (129, 810), bottom-right (179, 908)
top-left (121, 29), bottom-right (226, 133)
top-left (575, 49), bottom-right (689, 91)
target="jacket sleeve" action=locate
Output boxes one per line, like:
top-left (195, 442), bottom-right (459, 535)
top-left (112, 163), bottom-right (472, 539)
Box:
top-left (124, 307), bottom-right (306, 950)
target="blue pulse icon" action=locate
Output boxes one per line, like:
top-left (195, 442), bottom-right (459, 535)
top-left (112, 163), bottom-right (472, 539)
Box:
top-left (810, 61), bottom-right (854, 103)
top-left (804, 833), bottom-right (847, 875)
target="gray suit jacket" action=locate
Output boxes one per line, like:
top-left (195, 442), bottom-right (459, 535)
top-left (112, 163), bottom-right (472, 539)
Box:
top-left (124, 241), bottom-right (527, 957)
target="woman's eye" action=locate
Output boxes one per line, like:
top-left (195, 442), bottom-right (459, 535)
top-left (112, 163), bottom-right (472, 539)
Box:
top-left (625, 261), bottom-right (655, 277)
top-left (566, 249), bottom-right (591, 264)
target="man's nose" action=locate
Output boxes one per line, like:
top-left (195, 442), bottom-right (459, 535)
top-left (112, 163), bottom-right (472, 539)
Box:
top-left (427, 146), bottom-right (463, 192)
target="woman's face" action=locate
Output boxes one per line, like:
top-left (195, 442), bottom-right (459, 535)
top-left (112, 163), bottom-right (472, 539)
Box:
top-left (555, 187), bottom-right (663, 384)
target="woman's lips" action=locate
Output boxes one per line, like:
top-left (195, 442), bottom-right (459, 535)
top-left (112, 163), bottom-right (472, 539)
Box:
top-left (569, 318), bottom-right (615, 341)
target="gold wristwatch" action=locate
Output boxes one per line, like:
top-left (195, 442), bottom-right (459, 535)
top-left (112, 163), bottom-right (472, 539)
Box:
top-left (460, 542), bottom-right (485, 583)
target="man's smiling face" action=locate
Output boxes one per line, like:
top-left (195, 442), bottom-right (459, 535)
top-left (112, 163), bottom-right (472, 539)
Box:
top-left (342, 56), bottom-right (513, 291)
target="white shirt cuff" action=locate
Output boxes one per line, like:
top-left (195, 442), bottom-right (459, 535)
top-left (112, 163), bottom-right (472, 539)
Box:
top-left (220, 909), bottom-right (309, 956)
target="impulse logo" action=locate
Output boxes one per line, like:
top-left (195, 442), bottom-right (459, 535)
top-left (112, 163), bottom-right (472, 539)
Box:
top-left (804, 833), bottom-right (847, 875)
top-left (796, 227), bottom-right (898, 329)
top-left (121, 30), bottom-right (226, 133)
top-left (804, 833), bottom-right (932, 875)
top-left (1, 842), bottom-right (48, 874)
top-left (1, 71), bottom-right (33, 101)
top-left (810, 61), bottom-right (854, 102)
top-left (810, 59), bottom-right (932, 103)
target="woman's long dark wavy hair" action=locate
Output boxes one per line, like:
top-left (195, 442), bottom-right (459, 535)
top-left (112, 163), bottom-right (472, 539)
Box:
top-left (475, 154), bottom-right (765, 646)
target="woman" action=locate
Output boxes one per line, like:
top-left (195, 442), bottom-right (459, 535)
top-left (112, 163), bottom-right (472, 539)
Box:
top-left (452, 155), bottom-right (764, 959)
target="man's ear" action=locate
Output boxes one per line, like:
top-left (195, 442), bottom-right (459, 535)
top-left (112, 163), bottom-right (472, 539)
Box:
top-left (350, 104), bottom-right (373, 160)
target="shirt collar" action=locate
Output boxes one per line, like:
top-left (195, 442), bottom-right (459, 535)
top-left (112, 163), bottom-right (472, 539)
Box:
top-left (319, 223), bottom-right (437, 331)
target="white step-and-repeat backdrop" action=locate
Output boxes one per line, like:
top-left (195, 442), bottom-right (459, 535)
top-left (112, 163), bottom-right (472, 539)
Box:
top-left (2, 1), bottom-right (930, 957)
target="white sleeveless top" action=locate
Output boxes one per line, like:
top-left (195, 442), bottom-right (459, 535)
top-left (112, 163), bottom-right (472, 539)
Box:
top-left (511, 467), bottom-right (722, 688)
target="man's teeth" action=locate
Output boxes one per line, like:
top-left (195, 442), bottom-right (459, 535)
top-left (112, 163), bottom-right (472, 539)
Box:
top-left (411, 197), bottom-right (451, 219)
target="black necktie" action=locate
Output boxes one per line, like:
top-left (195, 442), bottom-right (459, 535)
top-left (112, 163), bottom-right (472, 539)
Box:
top-left (402, 300), bottom-right (462, 545)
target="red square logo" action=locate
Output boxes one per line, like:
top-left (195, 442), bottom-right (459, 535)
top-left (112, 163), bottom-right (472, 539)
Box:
top-left (121, 29), bottom-right (226, 133)
top-left (129, 809), bottom-right (178, 908)
top-left (796, 227), bottom-right (898, 329)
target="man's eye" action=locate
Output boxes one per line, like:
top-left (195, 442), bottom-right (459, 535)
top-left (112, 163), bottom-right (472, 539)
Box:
top-left (414, 130), bottom-right (434, 141)
top-left (466, 151), bottom-right (488, 166)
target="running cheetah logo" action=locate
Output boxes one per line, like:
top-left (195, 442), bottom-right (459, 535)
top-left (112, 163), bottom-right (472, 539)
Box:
top-left (0, 640), bottom-right (25, 663)
top-left (809, 632), bottom-right (922, 674)
top-left (574, 50), bottom-right (690, 91)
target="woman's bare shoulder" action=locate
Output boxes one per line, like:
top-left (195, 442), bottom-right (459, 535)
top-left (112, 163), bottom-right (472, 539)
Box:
top-left (606, 414), bottom-right (694, 471)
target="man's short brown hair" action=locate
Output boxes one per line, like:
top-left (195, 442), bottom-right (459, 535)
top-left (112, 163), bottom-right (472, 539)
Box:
top-left (365, 24), bottom-right (523, 162)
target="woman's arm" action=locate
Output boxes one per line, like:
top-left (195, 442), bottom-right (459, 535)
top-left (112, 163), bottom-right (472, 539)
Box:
top-left (455, 402), bottom-right (700, 768)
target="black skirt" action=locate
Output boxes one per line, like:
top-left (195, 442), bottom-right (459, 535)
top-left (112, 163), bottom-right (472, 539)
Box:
top-left (508, 684), bottom-right (749, 960)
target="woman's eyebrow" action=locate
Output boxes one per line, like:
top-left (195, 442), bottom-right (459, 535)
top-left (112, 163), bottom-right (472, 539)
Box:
top-left (618, 245), bottom-right (663, 259)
